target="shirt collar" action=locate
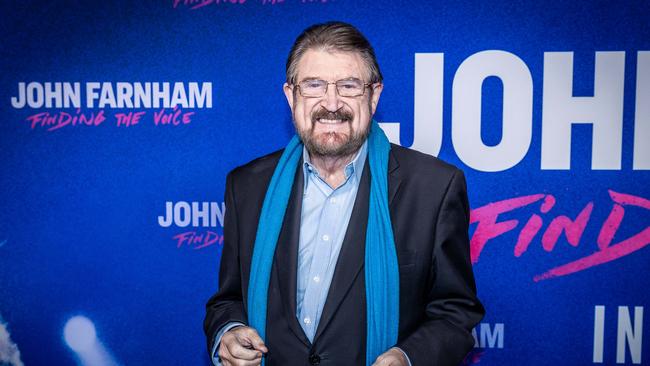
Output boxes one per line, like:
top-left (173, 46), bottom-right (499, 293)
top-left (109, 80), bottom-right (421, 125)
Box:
top-left (302, 140), bottom-right (368, 191)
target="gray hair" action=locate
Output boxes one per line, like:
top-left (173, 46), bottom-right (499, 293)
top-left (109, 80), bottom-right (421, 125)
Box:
top-left (286, 21), bottom-right (383, 85)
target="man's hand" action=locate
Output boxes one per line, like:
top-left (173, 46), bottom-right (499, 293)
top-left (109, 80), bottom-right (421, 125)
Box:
top-left (218, 326), bottom-right (268, 366)
top-left (371, 347), bottom-right (409, 366)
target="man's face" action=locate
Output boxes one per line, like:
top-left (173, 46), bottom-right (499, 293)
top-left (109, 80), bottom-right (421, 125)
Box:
top-left (283, 49), bottom-right (383, 157)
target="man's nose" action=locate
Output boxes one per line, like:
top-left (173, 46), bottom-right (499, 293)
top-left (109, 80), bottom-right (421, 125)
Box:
top-left (321, 83), bottom-right (341, 111)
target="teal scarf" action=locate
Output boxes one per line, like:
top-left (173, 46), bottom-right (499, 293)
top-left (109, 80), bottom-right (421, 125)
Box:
top-left (248, 120), bottom-right (399, 365)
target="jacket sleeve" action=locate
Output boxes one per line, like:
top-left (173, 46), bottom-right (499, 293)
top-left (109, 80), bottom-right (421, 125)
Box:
top-left (396, 169), bottom-right (485, 366)
top-left (204, 171), bottom-right (249, 355)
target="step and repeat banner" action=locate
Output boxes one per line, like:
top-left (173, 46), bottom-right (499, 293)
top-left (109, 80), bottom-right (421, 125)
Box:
top-left (1, 1), bottom-right (648, 365)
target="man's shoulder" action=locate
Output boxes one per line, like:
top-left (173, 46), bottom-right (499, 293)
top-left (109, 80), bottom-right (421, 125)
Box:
top-left (389, 143), bottom-right (462, 181)
top-left (227, 148), bottom-right (284, 183)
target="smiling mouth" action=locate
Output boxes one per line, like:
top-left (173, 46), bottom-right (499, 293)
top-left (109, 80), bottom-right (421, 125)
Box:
top-left (316, 118), bottom-right (348, 124)
top-left (312, 107), bottom-right (353, 126)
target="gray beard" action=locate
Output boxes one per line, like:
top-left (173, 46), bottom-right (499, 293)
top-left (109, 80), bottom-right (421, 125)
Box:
top-left (294, 100), bottom-right (373, 158)
top-left (298, 125), bottom-right (369, 158)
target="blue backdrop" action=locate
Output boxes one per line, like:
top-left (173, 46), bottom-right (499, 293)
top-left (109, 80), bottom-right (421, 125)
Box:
top-left (1, 1), bottom-right (648, 365)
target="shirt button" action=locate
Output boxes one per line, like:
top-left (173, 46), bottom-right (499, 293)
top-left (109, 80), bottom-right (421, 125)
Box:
top-left (330, 197), bottom-right (337, 204)
top-left (303, 317), bottom-right (311, 325)
top-left (322, 234), bottom-right (330, 241)
top-left (313, 276), bottom-right (321, 283)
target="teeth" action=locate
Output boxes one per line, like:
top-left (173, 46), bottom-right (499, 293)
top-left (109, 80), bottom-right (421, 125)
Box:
top-left (317, 118), bottom-right (343, 124)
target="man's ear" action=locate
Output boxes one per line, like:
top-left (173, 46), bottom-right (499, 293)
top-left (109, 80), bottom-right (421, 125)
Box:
top-left (283, 82), bottom-right (294, 112)
top-left (370, 83), bottom-right (383, 115)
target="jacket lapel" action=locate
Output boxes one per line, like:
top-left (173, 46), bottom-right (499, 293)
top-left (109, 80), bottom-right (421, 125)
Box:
top-left (387, 145), bottom-right (401, 206)
top-left (273, 162), bottom-right (311, 347)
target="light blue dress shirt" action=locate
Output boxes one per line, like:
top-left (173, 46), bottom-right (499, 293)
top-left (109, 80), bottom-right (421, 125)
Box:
top-left (296, 140), bottom-right (367, 341)
top-left (212, 141), bottom-right (410, 365)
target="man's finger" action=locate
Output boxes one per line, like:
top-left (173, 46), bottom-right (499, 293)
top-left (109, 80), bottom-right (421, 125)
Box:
top-left (241, 328), bottom-right (268, 353)
top-left (248, 335), bottom-right (268, 354)
top-left (225, 352), bottom-right (262, 366)
top-left (372, 354), bottom-right (397, 366)
top-left (371, 355), bottom-right (385, 366)
top-left (217, 343), bottom-right (232, 366)
top-left (237, 359), bottom-right (263, 366)
top-left (226, 340), bottom-right (263, 361)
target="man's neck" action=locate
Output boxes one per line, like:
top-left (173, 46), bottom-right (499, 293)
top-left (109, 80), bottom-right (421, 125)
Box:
top-left (308, 150), bottom-right (358, 189)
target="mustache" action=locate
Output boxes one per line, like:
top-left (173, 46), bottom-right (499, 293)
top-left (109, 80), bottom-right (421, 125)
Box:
top-left (311, 107), bottom-right (353, 123)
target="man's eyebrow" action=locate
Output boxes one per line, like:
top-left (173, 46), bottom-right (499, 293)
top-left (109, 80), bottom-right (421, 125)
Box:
top-left (338, 77), bottom-right (363, 82)
top-left (298, 77), bottom-right (363, 82)
top-left (299, 77), bottom-right (321, 82)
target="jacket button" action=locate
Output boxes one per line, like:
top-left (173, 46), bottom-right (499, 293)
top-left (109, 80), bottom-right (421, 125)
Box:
top-left (308, 353), bottom-right (320, 365)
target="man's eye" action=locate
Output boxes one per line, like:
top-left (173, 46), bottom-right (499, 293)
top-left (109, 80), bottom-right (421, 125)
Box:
top-left (304, 81), bottom-right (324, 88)
top-left (339, 82), bottom-right (360, 89)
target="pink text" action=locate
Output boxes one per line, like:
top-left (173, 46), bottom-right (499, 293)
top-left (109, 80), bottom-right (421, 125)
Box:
top-left (26, 109), bottom-right (106, 131)
top-left (173, 230), bottom-right (224, 250)
top-left (153, 107), bottom-right (194, 126)
top-left (470, 190), bottom-right (650, 281)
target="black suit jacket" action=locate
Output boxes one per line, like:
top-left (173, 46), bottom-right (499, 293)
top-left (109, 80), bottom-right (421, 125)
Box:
top-left (204, 144), bottom-right (484, 366)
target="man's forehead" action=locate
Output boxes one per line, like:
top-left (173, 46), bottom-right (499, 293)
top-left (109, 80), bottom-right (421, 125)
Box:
top-left (295, 48), bottom-right (370, 81)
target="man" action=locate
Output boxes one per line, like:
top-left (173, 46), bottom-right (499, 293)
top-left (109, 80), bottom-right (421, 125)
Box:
top-left (204, 21), bottom-right (484, 366)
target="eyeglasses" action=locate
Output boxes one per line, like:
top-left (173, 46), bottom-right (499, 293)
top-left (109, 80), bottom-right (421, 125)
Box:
top-left (295, 78), bottom-right (373, 98)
